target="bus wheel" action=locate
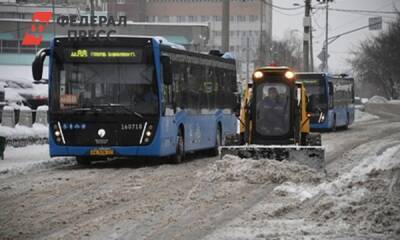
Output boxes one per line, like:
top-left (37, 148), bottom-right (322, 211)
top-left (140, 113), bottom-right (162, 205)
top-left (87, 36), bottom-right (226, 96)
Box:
top-left (332, 116), bottom-right (337, 132)
top-left (76, 157), bottom-right (92, 166)
top-left (212, 125), bottom-right (222, 156)
top-left (343, 114), bottom-right (350, 130)
top-left (171, 130), bottom-right (185, 164)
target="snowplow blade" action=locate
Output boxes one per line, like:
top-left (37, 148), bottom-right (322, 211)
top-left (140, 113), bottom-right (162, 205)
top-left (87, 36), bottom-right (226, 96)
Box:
top-left (219, 145), bottom-right (325, 172)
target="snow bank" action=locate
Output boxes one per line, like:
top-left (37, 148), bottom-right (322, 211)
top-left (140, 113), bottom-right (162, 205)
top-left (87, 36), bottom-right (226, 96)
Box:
top-left (37, 105), bottom-right (49, 111)
top-left (368, 95), bottom-right (388, 103)
top-left (0, 144), bottom-right (74, 177)
top-left (276, 143), bottom-right (400, 201)
top-left (273, 142), bottom-right (400, 234)
top-left (19, 105), bottom-right (32, 111)
top-left (354, 109), bottom-right (379, 122)
top-left (0, 124), bottom-right (48, 139)
top-left (222, 52), bottom-right (235, 59)
top-left (204, 154), bottom-right (322, 185)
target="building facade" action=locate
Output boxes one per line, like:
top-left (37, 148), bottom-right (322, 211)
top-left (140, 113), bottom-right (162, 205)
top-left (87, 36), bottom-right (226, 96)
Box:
top-left (134, 0), bottom-right (273, 80)
top-left (107, 0), bottom-right (147, 22)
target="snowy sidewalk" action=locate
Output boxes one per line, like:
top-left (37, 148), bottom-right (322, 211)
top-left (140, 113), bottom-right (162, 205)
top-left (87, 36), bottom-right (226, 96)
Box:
top-left (0, 144), bottom-right (73, 176)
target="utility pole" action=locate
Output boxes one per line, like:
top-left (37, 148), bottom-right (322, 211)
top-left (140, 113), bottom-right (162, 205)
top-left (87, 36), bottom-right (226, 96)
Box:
top-left (258, 0), bottom-right (264, 67)
top-left (90, 0), bottom-right (95, 18)
top-left (52, 0), bottom-right (55, 35)
top-left (310, 25), bottom-right (314, 71)
top-left (324, 0), bottom-right (329, 71)
top-left (317, 0), bottom-right (333, 71)
top-left (246, 37), bottom-right (250, 84)
top-left (303, 0), bottom-right (311, 72)
top-left (221, 0), bottom-right (230, 52)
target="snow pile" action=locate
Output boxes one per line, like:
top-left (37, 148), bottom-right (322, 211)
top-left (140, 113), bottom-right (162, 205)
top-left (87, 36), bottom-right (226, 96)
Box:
top-left (310, 144), bottom-right (400, 234)
top-left (0, 124), bottom-right (48, 139)
top-left (273, 182), bottom-right (318, 201)
top-left (368, 95), bottom-right (388, 103)
top-left (354, 109), bottom-right (379, 122)
top-left (0, 66), bottom-right (48, 104)
top-left (205, 155), bottom-right (322, 185)
top-left (222, 52), bottom-right (235, 59)
top-left (37, 105), bottom-right (48, 111)
top-left (0, 144), bottom-right (74, 177)
top-left (19, 105), bottom-right (31, 111)
top-left (274, 143), bottom-right (400, 235)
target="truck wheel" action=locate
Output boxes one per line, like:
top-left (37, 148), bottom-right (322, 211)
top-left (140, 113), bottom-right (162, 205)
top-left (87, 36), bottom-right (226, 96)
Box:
top-left (171, 130), bottom-right (185, 164)
top-left (76, 157), bottom-right (92, 166)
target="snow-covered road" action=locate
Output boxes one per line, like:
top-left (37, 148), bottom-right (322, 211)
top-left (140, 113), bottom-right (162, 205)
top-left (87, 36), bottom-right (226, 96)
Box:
top-left (0, 105), bottom-right (399, 240)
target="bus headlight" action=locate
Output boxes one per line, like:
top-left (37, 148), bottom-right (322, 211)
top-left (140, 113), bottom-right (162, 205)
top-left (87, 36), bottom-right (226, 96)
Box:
top-left (54, 130), bottom-right (61, 137)
top-left (145, 130), bottom-right (152, 137)
top-left (318, 112), bottom-right (325, 123)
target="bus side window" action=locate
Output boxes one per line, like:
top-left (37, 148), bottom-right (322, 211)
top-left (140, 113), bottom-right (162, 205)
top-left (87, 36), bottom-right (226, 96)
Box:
top-left (328, 82), bottom-right (334, 109)
top-left (162, 62), bottom-right (173, 115)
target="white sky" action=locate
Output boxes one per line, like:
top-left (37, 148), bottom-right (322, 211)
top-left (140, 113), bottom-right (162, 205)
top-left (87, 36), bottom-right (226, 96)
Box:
top-left (272, 0), bottom-right (400, 74)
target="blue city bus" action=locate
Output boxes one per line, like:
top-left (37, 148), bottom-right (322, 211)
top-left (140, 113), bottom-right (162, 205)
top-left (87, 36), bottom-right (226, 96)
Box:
top-left (32, 36), bottom-right (238, 164)
top-left (296, 72), bottom-right (355, 131)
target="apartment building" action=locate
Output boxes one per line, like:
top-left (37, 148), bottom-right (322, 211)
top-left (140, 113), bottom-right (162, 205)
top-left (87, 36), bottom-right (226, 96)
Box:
top-left (116, 0), bottom-right (273, 80)
top-left (107, 0), bottom-right (147, 22)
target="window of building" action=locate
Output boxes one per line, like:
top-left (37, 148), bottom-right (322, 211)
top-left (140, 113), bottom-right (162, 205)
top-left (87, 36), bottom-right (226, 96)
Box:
top-left (159, 16), bottom-right (170, 22)
top-left (117, 0), bottom-right (126, 4)
top-left (188, 16), bottom-right (198, 22)
top-left (250, 15), bottom-right (259, 22)
top-left (177, 16), bottom-right (187, 22)
top-left (237, 15), bottom-right (246, 22)
top-left (201, 16), bottom-right (210, 22)
top-left (213, 16), bottom-right (221, 21)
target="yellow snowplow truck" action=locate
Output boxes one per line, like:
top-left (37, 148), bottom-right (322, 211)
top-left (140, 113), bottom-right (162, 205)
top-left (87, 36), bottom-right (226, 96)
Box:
top-left (221, 66), bottom-right (325, 172)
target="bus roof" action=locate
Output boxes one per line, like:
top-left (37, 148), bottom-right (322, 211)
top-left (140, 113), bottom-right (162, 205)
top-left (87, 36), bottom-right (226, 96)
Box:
top-left (52, 35), bottom-right (235, 65)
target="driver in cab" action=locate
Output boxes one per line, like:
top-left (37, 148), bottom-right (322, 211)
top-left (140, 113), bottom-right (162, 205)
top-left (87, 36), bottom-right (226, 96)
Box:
top-left (257, 86), bottom-right (288, 134)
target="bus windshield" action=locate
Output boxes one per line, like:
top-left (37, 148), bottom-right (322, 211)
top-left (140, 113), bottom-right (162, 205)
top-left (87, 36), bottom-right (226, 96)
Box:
top-left (51, 47), bottom-right (158, 115)
top-left (297, 75), bottom-right (327, 110)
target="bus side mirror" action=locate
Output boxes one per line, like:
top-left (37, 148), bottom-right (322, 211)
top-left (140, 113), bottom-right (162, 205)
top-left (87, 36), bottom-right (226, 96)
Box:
top-left (32, 48), bottom-right (49, 81)
top-left (328, 82), bottom-right (333, 95)
top-left (234, 103), bottom-right (241, 117)
top-left (234, 93), bottom-right (241, 117)
top-left (161, 55), bottom-right (172, 85)
top-left (307, 95), bottom-right (315, 112)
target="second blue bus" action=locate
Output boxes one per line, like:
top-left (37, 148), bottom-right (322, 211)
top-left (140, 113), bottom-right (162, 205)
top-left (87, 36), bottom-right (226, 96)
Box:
top-left (296, 72), bottom-right (355, 131)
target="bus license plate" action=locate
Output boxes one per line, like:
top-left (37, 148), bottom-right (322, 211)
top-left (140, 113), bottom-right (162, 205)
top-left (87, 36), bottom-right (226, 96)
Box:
top-left (90, 149), bottom-right (114, 156)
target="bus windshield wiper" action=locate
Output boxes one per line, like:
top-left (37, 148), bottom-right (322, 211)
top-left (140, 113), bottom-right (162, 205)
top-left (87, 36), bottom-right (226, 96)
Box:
top-left (89, 103), bottom-right (145, 119)
top-left (69, 107), bottom-right (102, 114)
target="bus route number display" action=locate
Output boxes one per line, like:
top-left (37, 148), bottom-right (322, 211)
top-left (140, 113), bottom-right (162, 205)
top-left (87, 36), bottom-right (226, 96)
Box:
top-left (65, 48), bottom-right (143, 63)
